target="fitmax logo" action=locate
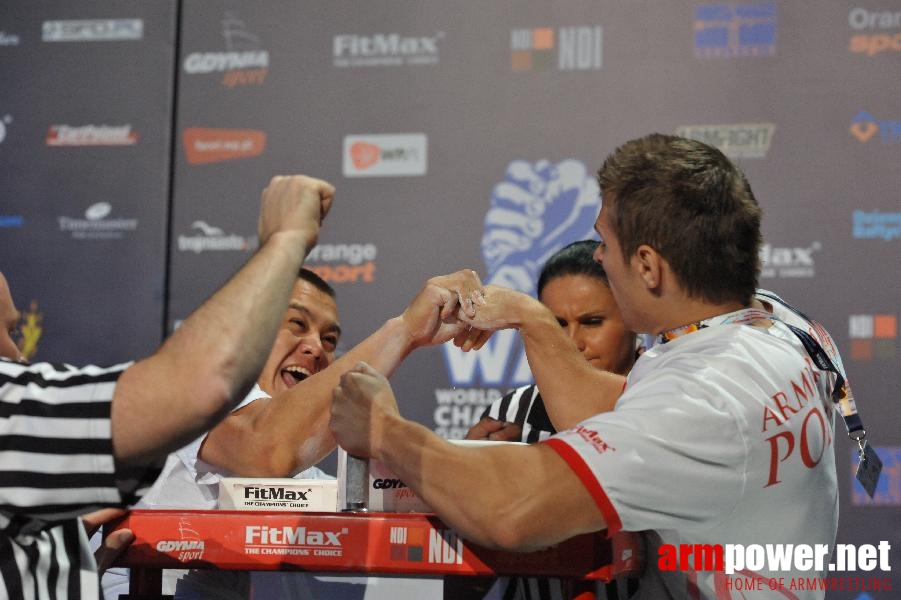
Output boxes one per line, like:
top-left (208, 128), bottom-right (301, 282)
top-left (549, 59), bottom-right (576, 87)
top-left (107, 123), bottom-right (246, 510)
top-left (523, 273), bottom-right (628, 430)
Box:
top-left (760, 242), bottom-right (820, 278)
top-left (333, 32), bottom-right (444, 67)
top-left (245, 526), bottom-right (345, 546)
top-left (243, 486), bottom-right (309, 501)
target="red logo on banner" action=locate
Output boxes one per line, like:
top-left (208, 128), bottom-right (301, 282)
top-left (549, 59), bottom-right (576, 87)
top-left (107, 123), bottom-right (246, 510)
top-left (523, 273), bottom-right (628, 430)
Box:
top-left (46, 124), bottom-right (138, 146)
top-left (350, 141), bottom-right (380, 170)
top-left (182, 127), bottom-right (266, 164)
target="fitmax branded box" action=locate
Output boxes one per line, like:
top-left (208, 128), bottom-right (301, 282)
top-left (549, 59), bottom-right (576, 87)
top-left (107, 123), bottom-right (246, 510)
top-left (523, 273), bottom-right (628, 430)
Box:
top-left (218, 478), bottom-right (338, 512)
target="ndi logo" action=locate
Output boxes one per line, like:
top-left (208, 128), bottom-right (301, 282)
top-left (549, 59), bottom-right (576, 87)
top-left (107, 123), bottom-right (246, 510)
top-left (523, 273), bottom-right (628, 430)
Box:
top-left (510, 26), bottom-right (602, 71)
top-left (849, 314), bottom-right (897, 361)
top-left (435, 159), bottom-right (600, 438)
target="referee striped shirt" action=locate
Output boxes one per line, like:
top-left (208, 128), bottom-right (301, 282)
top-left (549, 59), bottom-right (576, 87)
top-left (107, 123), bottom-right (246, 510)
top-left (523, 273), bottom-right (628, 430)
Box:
top-left (1, 358), bottom-right (161, 599)
top-left (480, 384), bottom-right (556, 442)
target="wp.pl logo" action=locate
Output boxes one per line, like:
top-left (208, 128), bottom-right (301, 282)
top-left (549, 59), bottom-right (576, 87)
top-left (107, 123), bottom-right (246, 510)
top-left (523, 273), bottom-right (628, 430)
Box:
top-left (342, 134), bottom-right (427, 177)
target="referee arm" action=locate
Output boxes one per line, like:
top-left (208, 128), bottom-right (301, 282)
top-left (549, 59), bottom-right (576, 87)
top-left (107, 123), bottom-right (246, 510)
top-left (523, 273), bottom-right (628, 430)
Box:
top-left (112, 175), bottom-right (334, 465)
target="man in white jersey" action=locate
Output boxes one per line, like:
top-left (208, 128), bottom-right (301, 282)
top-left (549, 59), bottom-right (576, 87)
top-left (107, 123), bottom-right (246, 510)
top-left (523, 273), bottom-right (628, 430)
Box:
top-left (329, 134), bottom-right (841, 599)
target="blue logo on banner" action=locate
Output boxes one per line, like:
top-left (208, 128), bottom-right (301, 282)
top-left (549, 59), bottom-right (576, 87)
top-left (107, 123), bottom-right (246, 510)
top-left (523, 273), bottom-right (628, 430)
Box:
top-left (850, 110), bottom-right (901, 144)
top-left (0, 215), bottom-right (24, 228)
top-left (853, 210), bottom-right (901, 241)
top-left (694, 2), bottom-right (777, 58)
top-left (852, 446), bottom-right (901, 505)
top-left (443, 159), bottom-right (600, 387)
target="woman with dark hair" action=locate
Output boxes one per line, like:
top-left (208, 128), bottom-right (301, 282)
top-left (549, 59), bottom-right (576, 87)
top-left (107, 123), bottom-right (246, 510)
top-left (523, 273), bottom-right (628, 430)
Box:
top-left (466, 239), bottom-right (641, 444)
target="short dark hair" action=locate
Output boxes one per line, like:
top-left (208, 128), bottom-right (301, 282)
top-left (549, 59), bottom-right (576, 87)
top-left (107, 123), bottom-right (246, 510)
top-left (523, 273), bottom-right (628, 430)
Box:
top-left (597, 133), bottom-right (762, 305)
top-left (536, 240), bottom-right (608, 297)
top-left (298, 268), bottom-right (336, 298)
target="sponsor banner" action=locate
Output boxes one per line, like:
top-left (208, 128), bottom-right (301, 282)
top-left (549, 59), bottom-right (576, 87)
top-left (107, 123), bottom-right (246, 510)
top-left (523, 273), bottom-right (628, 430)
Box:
top-left (0, 215), bottom-right (24, 229)
top-left (852, 447), bottom-right (901, 505)
top-left (436, 158), bottom-right (600, 435)
top-left (305, 242), bottom-right (377, 283)
top-left (58, 202), bottom-right (138, 240)
top-left (510, 26), bottom-right (602, 71)
top-left (342, 134), bottom-right (427, 177)
top-left (46, 124), bottom-right (138, 147)
top-left (112, 510), bottom-right (613, 577)
top-left (0, 31), bottom-right (21, 46)
top-left (849, 314), bottom-right (897, 361)
top-left (333, 32), bottom-right (444, 67)
top-left (42, 19), bottom-right (143, 42)
top-left (759, 241), bottom-right (820, 279)
top-left (182, 128), bottom-right (266, 164)
top-left (849, 7), bottom-right (901, 56)
top-left (694, 2), bottom-right (777, 58)
top-left (182, 12), bottom-right (268, 87)
top-left (675, 123), bottom-right (775, 159)
top-left (177, 220), bottom-right (257, 253)
top-left (850, 111), bottom-right (901, 144)
top-left (852, 210), bottom-right (901, 241)
top-left (218, 478), bottom-right (338, 512)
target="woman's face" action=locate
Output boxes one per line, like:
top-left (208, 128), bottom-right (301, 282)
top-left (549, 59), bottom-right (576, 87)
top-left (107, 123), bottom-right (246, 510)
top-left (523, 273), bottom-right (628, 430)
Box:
top-left (539, 274), bottom-right (636, 376)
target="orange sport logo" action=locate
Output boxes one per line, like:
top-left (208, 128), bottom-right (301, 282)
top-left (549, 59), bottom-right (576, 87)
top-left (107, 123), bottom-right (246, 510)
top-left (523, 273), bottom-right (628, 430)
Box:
top-left (848, 7), bottom-right (901, 55)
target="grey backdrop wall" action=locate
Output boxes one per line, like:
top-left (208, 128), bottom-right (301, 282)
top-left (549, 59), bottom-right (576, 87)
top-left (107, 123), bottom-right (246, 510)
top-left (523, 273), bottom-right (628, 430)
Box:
top-left (1, 2), bottom-right (899, 597)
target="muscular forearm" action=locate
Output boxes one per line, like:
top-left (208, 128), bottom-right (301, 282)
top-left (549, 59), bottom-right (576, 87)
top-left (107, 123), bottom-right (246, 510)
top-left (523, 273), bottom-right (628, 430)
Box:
top-left (518, 306), bottom-right (627, 430)
top-left (376, 415), bottom-right (603, 550)
top-left (112, 232), bottom-right (310, 464)
top-left (202, 317), bottom-right (419, 477)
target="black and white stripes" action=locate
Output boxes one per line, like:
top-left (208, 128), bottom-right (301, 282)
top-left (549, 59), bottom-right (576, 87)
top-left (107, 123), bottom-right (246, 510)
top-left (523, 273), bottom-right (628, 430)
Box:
top-left (0, 358), bottom-right (158, 599)
top-left (481, 384), bottom-right (557, 443)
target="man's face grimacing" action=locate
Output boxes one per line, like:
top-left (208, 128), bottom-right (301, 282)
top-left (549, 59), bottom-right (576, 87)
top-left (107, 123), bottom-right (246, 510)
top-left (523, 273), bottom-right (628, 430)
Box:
top-left (257, 278), bottom-right (341, 396)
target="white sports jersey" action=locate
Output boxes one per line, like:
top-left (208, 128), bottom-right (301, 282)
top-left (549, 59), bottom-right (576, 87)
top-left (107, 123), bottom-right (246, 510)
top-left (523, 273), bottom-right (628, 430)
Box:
top-left (545, 311), bottom-right (839, 599)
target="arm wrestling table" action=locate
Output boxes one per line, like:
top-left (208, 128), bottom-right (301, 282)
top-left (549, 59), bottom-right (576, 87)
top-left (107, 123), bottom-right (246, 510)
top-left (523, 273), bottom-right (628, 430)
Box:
top-left (108, 509), bottom-right (644, 599)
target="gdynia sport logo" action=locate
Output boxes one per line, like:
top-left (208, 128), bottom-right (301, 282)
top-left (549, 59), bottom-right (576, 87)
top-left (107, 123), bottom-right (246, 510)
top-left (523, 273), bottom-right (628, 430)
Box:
top-left (659, 541), bottom-right (892, 594)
